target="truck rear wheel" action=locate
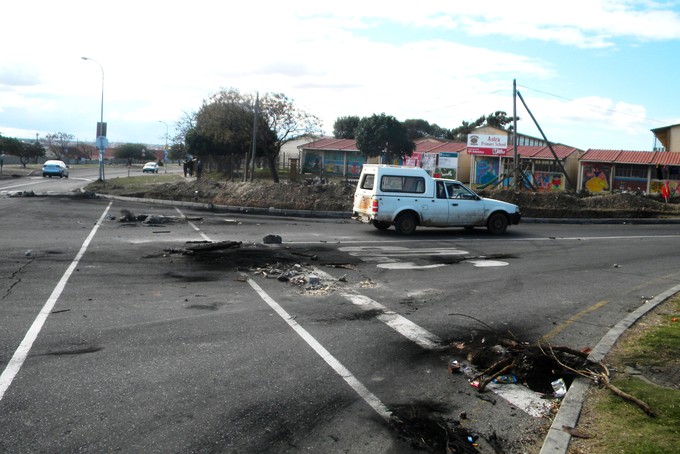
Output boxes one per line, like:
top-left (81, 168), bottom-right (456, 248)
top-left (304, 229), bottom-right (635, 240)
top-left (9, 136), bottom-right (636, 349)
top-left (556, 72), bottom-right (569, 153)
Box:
top-left (487, 212), bottom-right (508, 235)
top-left (372, 221), bottom-right (391, 231)
top-left (395, 213), bottom-right (417, 234)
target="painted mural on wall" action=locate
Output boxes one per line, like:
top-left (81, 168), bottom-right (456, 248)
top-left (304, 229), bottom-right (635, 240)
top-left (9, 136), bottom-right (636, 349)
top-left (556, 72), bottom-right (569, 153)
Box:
top-left (534, 171), bottom-right (564, 191)
top-left (302, 151), bottom-right (366, 176)
top-left (582, 163), bottom-right (611, 193)
top-left (475, 157), bottom-right (499, 185)
top-left (650, 179), bottom-right (680, 196)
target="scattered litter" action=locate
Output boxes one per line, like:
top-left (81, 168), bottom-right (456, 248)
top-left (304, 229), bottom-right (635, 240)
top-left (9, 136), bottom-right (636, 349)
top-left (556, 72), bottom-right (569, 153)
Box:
top-left (447, 360), bottom-right (461, 374)
top-left (551, 378), bottom-right (567, 398)
top-left (493, 374), bottom-right (518, 384)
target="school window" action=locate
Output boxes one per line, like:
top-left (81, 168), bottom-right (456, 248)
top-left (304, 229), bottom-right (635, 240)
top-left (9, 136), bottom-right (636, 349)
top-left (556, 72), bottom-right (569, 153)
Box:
top-left (615, 165), bottom-right (647, 179)
top-left (534, 161), bottom-right (562, 173)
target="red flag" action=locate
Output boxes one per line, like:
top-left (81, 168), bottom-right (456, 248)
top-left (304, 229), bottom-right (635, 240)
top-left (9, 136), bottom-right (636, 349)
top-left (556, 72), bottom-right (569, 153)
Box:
top-left (661, 181), bottom-right (671, 202)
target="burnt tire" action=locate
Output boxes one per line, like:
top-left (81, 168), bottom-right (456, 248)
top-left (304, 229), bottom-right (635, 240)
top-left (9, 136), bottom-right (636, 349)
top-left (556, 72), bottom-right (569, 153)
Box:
top-left (373, 221), bottom-right (391, 231)
top-left (395, 213), bottom-right (417, 235)
top-left (487, 212), bottom-right (509, 235)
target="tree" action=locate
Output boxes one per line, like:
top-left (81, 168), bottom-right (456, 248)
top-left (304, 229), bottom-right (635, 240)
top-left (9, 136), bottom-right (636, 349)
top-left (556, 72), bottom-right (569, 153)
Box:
top-left (333, 116), bottom-right (361, 139)
top-left (44, 132), bottom-right (75, 160)
top-left (257, 92), bottom-right (323, 182)
top-left (114, 143), bottom-right (148, 164)
top-left (354, 113), bottom-right (415, 163)
top-left (189, 88), bottom-right (258, 178)
top-left (71, 142), bottom-right (97, 161)
top-left (0, 135), bottom-right (45, 167)
top-left (450, 111), bottom-right (518, 141)
top-left (403, 119), bottom-right (451, 140)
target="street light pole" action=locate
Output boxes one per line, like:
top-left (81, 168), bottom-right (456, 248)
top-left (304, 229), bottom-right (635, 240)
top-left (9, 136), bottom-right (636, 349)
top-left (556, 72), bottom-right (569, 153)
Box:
top-left (81, 56), bottom-right (105, 181)
top-left (159, 120), bottom-right (169, 173)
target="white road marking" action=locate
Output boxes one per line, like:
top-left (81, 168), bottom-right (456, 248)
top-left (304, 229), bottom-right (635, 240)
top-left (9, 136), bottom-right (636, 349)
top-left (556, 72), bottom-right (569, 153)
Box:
top-left (465, 260), bottom-right (509, 267)
top-left (377, 262), bottom-right (448, 270)
top-left (246, 277), bottom-right (393, 422)
top-left (0, 201), bottom-right (113, 402)
top-left (175, 207), bottom-right (211, 241)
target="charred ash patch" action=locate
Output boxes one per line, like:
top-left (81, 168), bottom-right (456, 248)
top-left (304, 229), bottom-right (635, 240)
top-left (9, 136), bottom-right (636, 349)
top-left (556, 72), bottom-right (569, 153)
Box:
top-left (444, 322), bottom-right (590, 396)
top-left (389, 401), bottom-right (481, 453)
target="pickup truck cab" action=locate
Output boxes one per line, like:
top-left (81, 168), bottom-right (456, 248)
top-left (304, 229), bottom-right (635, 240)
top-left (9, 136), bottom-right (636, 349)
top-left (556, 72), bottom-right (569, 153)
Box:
top-left (352, 164), bottom-right (521, 234)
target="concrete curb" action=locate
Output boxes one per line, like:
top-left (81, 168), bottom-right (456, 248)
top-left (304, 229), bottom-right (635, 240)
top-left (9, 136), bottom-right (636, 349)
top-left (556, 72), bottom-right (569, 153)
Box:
top-left (539, 283), bottom-right (680, 453)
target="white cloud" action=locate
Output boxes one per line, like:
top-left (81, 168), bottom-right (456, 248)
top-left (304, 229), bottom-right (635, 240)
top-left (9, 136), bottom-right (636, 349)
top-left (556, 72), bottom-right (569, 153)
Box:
top-left (0, 0), bottom-right (677, 150)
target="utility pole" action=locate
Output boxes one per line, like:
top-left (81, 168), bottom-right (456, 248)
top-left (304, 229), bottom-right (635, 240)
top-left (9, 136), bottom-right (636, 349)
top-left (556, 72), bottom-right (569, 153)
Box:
top-left (513, 79), bottom-right (519, 190)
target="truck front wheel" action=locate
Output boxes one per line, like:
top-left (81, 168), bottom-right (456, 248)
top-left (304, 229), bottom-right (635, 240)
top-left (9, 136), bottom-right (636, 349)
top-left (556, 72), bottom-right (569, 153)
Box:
top-left (487, 212), bottom-right (509, 234)
top-left (395, 213), bottom-right (417, 234)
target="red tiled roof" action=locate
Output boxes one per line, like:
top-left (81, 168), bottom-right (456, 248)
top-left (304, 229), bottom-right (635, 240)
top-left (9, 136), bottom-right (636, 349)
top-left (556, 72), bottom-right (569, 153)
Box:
top-left (653, 152), bottom-right (680, 166)
top-left (301, 138), bottom-right (358, 151)
top-left (580, 149), bottom-right (625, 162)
top-left (414, 139), bottom-right (466, 153)
top-left (616, 151), bottom-right (656, 164)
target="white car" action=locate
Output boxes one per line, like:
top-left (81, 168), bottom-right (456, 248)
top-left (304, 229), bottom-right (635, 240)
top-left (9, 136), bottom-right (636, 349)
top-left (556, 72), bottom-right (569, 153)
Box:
top-left (42, 160), bottom-right (69, 178)
top-left (142, 162), bottom-right (159, 173)
top-left (352, 164), bottom-right (521, 234)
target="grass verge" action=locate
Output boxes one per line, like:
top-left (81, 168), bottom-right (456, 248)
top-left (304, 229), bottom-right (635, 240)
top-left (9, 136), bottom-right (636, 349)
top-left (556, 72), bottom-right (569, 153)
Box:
top-left (570, 296), bottom-right (680, 453)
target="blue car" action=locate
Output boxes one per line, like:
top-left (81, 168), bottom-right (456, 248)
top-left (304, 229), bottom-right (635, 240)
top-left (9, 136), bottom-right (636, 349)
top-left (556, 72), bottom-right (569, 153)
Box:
top-left (42, 160), bottom-right (69, 178)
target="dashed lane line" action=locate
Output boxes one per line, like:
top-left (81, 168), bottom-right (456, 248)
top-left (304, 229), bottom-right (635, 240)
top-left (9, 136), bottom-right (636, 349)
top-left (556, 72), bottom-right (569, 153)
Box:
top-left (173, 207), bottom-right (393, 421)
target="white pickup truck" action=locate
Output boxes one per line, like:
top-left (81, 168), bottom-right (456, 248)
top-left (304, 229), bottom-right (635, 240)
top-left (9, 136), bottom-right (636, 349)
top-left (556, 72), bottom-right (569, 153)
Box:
top-left (352, 164), bottom-right (521, 234)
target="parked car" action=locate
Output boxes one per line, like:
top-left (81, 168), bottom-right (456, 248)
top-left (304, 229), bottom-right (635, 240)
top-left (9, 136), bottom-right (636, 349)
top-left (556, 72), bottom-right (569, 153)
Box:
top-left (42, 160), bottom-right (69, 178)
top-left (142, 162), bottom-right (159, 173)
top-left (352, 164), bottom-right (521, 234)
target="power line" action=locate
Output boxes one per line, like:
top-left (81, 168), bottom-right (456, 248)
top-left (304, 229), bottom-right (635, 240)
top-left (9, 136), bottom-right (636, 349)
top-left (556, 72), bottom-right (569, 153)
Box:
top-left (516, 84), bottom-right (670, 127)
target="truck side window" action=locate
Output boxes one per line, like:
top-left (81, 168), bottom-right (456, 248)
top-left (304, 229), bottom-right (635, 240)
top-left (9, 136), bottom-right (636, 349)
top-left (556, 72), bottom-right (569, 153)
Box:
top-left (436, 181), bottom-right (446, 199)
top-left (361, 174), bottom-right (375, 190)
top-left (380, 176), bottom-right (425, 194)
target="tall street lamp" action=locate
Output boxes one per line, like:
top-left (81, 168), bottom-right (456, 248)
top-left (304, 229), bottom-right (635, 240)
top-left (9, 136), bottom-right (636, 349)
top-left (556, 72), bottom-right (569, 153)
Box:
top-left (159, 120), bottom-right (169, 173)
top-left (81, 56), bottom-right (106, 181)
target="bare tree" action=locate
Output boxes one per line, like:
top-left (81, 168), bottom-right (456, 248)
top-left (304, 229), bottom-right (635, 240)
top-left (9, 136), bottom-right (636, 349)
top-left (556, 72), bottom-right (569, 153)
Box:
top-left (44, 132), bottom-right (75, 160)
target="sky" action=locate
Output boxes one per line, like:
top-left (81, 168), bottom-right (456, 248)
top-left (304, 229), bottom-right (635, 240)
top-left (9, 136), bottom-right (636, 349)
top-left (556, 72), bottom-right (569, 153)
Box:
top-left (2, 0), bottom-right (680, 152)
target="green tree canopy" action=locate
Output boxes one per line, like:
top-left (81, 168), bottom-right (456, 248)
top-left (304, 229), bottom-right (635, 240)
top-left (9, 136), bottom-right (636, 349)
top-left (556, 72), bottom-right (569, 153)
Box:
top-left (333, 116), bottom-right (361, 139)
top-left (187, 88), bottom-right (322, 182)
top-left (355, 113), bottom-right (415, 163)
top-left (403, 119), bottom-right (451, 140)
top-left (113, 143), bottom-right (148, 164)
top-left (450, 111), bottom-right (518, 142)
top-left (0, 135), bottom-right (45, 167)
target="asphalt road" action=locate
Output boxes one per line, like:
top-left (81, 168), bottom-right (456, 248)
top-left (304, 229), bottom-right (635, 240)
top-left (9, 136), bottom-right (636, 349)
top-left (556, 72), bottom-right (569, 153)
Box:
top-left (2, 173), bottom-right (680, 453)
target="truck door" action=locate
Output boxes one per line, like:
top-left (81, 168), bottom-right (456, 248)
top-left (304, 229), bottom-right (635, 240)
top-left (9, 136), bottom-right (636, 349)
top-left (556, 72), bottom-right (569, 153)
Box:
top-left (421, 180), bottom-right (450, 226)
top-left (445, 182), bottom-right (484, 225)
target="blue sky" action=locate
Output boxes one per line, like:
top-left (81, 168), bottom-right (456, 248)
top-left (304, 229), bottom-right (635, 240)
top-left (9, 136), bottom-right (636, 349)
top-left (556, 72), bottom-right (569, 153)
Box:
top-left (1, 0), bottom-right (679, 151)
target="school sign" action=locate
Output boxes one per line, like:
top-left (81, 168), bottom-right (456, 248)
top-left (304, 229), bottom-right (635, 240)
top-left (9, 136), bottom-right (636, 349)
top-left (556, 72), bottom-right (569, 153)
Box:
top-left (466, 134), bottom-right (508, 156)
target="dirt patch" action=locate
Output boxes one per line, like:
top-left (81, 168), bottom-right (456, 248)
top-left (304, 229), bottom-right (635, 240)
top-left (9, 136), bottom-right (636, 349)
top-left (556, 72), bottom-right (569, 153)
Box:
top-left (97, 177), bottom-right (680, 218)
